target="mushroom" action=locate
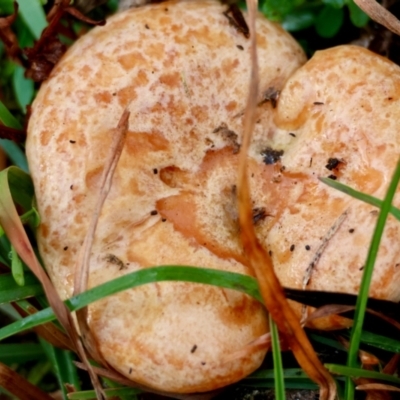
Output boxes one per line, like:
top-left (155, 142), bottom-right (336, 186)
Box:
top-left (26, 0), bottom-right (305, 393)
top-left (271, 45), bottom-right (400, 328)
top-left (26, 0), bottom-right (400, 393)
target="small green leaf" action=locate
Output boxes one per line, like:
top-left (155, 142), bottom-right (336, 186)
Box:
top-left (322, 0), bottom-right (346, 9)
top-left (12, 65), bottom-right (34, 112)
top-left (0, 103), bottom-right (28, 172)
top-left (282, 10), bottom-right (316, 32)
top-left (16, 0), bottom-right (47, 40)
top-left (0, 0), bottom-right (14, 15)
top-left (348, 0), bottom-right (369, 27)
top-left (316, 5), bottom-right (344, 38)
top-left (260, 0), bottom-right (296, 21)
top-left (4, 166), bottom-right (34, 212)
top-left (0, 101), bottom-right (22, 129)
top-left (11, 245), bottom-right (25, 286)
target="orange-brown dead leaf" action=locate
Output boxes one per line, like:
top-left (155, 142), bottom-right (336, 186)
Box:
top-left (0, 361), bottom-right (54, 400)
top-left (354, 0), bottom-right (400, 35)
top-left (238, 1), bottom-right (336, 399)
top-left (223, 332), bottom-right (272, 363)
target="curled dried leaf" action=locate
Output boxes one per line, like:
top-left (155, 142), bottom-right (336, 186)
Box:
top-left (0, 361), bottom-right (54, 400)
top-left (238, 1), bottom-right (336, 399)
top-left (354, 0), bottom-right (400, 35)
top-left (223, 333), bottom-right (271, 363)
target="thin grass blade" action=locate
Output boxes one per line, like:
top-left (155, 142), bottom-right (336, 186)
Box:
top-left (328, 364), bottom-right (400, 386)
top-left (0, 271), bottom-right (43, 304)
top-left (11, 245), bottom-right (25, 286)
top-left (39, 337), bottom-right (81, 398)
top-left (0, 265), bottom-right (262, 340)
top-left (68, 387), bottom-right (142, 400)
top-left (319, 177), bottom-right (400, 221)
top-left (269, 313), bottom-right (285, 400)
top-left (345, 158), bottom-right (400, 399)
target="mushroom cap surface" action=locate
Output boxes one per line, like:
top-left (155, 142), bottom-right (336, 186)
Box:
top-left (26, 0), bottom-right (306, 393)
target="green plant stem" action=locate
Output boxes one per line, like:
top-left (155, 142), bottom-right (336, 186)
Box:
top-left (269, 314), bottom-right (285, 399)
top-left (344, 158), bottom-right (400, 400)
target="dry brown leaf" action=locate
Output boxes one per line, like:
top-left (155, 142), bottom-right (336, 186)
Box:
top-left (0, 361), bottom-right (54, 400)
top-left (0, 172), bottom-right (75, 339)
top-left (359, 383), bottom-right (400, 392)
top-left (72, 110), bottom-right (130, 399)
top-left (305, 304), bottom-right (355, 324)
top-left (383, 354), bottom-right (400, 375)
top-left (237, 1), bottom-right (336, 399)
top-left (223, 332), bottom-right (271, 363)
top-left (354, 0), bottom-right (400, 35)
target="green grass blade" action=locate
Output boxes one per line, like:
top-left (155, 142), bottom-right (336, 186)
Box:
top-left (269, 314), bottom-right (285, 399)
top-left (345, 158), bottom-right (400, 399)
top-left (0, 343), bottom-right (45, 364)
top-left (351, 330), bottom-right (400, 353)
top-left (327, 364), bottom-right (400, 386)
top-left (68, 387), bottom-right (142, 399)
top-left (27, 360), bottom-right (52, 386)
top-left (17, 0), bottom-right (47, 39)
top-left (11, 245), bottom-right (25, 286)
top-left (245, 368), bottom-right (309, 380)
top-left (0, 272), bottom-right (43, 304)
top-left (40, 338), bottom-right (81, 397)
top-left (0, 266), bottom-right (262, 340)
top-left (309, 333), bottom-right (347, 352)
top-left (319, 177), bottom-right (400, 221)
